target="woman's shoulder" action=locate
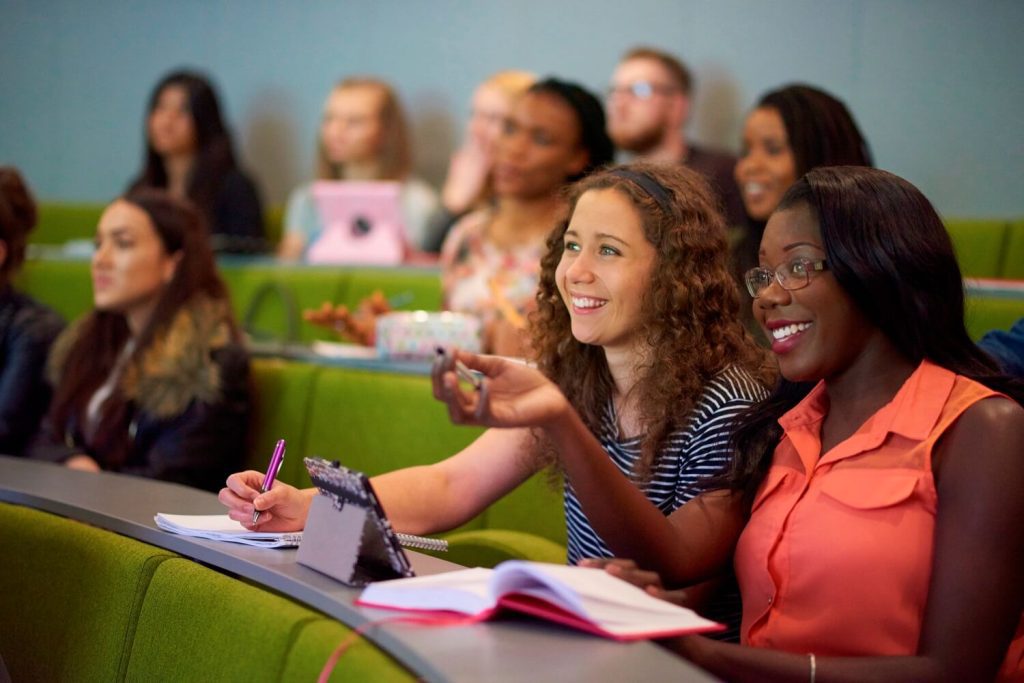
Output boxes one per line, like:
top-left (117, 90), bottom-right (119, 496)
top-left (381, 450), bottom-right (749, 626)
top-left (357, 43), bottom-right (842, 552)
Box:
top-left (701, 365), bottom-right (771, 405)
top-left (439, 207), bottom-right (493, 261)
top-left (4, 289), bottom-right (64, 342)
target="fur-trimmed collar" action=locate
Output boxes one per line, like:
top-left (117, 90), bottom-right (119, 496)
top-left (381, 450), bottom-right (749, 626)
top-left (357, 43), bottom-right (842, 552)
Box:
top-left (49, 297), bottom-right (237, 420)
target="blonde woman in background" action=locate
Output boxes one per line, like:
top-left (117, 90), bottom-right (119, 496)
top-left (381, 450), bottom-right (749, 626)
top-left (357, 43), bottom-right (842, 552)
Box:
top-left (277, 77), bottom-right (440, 260)
top-left (424, 70), bottom-right (536, 251)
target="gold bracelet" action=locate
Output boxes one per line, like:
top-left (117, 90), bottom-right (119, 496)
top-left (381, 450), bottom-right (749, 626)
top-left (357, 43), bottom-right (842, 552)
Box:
top-left (808, 653), bottom-right (816, 683)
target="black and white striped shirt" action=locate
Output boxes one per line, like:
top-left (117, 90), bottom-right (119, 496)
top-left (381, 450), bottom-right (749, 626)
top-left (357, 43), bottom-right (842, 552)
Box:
top-left (563, 364), bottom-right (767, 640)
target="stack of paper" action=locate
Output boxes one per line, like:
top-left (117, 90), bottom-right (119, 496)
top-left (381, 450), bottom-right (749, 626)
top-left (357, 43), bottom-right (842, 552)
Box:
top-left (154, 513), bottom-right (302, 548)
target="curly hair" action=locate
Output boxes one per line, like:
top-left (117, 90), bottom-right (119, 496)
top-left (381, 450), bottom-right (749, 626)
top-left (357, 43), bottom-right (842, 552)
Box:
top-left (529, 161), bottom-right (774, 480)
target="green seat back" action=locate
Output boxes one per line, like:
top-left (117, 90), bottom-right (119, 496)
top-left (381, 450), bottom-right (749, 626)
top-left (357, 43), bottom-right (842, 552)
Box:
top-left (1001, 221), bottom-right (1024, 279)
top-left (0, 503), bottom-right (176, 682)
top-left (303, 367), bottom-right (484, 478)
top-left (283, 618), bottom-right (413, 682)
top-left (944, 219), bottom-right (1009, 278)
top-left (964, 294), bottom-right (1024, 340)
top-left (125, 558), bottom-right (308, 680)
top-left (227, 263), bottom-right (348, 344)
top-left (249, 358), bottom-right (321, 486)
top-left (303, 366), bottom-right (569, 541)
top-left (482, 471), bottom-right (566, 545)
top-left (436, 528), bottom-right (567, 568)
top-left (339, 266), bottom-right (443, 312)
top-left (127, 558), bottom-right (412, 681)
top-left (34, 203), bottom-right (105, 245)
top-left (13, 258), bottom-right (93, 321)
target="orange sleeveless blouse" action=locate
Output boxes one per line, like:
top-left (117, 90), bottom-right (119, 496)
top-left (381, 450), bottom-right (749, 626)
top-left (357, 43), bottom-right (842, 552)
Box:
top-left (734, 360), bottom-right (1023, 679)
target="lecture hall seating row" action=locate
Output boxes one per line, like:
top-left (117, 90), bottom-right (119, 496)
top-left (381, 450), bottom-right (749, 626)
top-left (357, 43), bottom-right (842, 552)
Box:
top-left (0, 501), bottom-right (414, 681)
top-left (31, 203), bottom-right (1024, 279)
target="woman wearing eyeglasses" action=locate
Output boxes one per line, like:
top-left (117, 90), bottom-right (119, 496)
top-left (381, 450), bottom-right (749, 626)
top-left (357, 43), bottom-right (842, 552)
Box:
top-left (427, 166), bottom-right (1024, 681)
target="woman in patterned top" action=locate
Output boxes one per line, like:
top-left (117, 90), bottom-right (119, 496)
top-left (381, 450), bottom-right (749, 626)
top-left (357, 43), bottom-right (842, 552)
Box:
top-left (440, 77), bottom-right (614, 356)
top-left (222, 162), bottom-right (772, 637)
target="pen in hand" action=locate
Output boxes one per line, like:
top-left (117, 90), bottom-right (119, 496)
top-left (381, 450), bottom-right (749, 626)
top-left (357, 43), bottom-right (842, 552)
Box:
top-left (252, 439), bottom-right (286, 526)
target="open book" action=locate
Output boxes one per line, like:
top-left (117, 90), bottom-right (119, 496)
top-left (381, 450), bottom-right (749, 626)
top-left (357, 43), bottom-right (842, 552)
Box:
top-left (356, 560), bottom-right (723, 641)
top-left (154, 513), bottom-right (446, 552)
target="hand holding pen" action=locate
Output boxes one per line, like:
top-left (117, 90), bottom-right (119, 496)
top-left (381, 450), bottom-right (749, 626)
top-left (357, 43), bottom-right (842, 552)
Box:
top-left (252, 439), bottom-right (286, 525)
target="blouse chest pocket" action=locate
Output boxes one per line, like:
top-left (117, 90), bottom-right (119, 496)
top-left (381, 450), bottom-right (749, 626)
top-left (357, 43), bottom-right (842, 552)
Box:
top-left (817, 468), bottom-right (935, 514)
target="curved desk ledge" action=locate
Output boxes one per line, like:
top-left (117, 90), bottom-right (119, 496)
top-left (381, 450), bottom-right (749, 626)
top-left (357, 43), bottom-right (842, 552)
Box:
top-left (0, 456), bottom-right (718, 683)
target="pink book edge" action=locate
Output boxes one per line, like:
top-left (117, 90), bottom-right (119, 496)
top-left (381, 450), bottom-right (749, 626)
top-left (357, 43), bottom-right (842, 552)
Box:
top-left (354, 593), bottom-right (724, 641)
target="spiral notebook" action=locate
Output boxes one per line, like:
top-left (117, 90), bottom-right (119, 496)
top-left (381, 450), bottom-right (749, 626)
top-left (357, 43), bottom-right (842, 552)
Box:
top-left (153, 514), bottom-right (446, 553)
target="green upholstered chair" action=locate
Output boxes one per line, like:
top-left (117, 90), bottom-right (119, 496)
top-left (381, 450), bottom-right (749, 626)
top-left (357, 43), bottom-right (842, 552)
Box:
top-left (34, 203), bottom-right (105, 245)
top-left (480, 470), bottom-right (566, 546)
top-left (125, 557), bottom-right (413, 681)
top-left (0, 503), bottom-right (177, 682)
top-left (13, 258), bottom-right (94, 322)
top-left (302, 367), bottom-right (484, 480)
top-left (338, 266), bottom-right (443, 312)
top-left (1000, 221), bottom-right (1024, 279)
top-left (283, 618), bottom-right (414, 682)
top-left (964, 294), bottom-right (1024, 341)
top-left (943, 219), bottom-right (1010, 279)
top-left (226, 263), bottom-right (348, 344)
top-left (303, 366), bottom-right (567, 553)
top-left (436, 528), bottom-right (567, 568)
top-left (248, 358), bottom-right (321, 486)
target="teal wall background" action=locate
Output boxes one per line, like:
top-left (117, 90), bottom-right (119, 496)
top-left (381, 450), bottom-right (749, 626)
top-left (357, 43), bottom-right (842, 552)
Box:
top-left (1, 0), bottom-right (1021, 217)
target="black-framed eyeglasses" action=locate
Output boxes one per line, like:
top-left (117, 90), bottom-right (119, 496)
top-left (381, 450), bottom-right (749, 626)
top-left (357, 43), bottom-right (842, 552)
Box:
top-left (606, 81), bottom-right (678, 101)
top-left (744, 258), bottom-right (829, 298)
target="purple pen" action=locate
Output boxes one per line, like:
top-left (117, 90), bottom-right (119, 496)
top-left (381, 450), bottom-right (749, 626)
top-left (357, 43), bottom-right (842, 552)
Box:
top-left (252, 438), bottom-right (286, 525)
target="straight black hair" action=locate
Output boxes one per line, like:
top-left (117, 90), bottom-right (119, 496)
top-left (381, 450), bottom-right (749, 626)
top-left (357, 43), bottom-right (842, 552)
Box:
top-left (721, 166), bottom-right (1023, 505)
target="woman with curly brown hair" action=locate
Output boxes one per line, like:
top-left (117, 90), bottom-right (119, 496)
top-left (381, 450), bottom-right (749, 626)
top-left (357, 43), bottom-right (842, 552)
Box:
top-left (221, 162), bottom-right (771, 636)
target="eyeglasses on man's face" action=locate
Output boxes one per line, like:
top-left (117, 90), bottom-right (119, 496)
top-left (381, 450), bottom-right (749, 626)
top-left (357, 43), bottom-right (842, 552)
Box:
top-left (744, 258), bottom-right (829, 298)
top-left (606, 81), bottom-right (678, 101)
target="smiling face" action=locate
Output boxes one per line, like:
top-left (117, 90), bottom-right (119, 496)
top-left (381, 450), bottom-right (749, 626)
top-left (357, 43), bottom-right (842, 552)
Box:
top-left (320, 85), bottom-right (386, 166)
top-left (555, 188), bottom-right (657, 354)
top-left (148, 85), bottom-right (197, 157)
top-left (492, 91), bottom-right (588, 200)
top-left (735, 106), bottom-right (798, 222)
top-left (92, 200), bottom-right (181, 333)
top-left (754, 203), bottom-right (879, 383)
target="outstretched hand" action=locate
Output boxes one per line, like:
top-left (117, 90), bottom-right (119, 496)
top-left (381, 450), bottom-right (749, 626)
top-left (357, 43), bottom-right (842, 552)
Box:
top-left (302, 290), bottom-right (391, 346)
top-left (218, 470), bottom-right (312, 532)
top-left (431, 348), bottom-right (570, 429)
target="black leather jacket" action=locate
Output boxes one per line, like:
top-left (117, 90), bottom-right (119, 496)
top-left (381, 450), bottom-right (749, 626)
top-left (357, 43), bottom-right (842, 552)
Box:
top-left (0, 286), bottom-right (63, 455)
top-left (27, 298), bottom-right (250, 492)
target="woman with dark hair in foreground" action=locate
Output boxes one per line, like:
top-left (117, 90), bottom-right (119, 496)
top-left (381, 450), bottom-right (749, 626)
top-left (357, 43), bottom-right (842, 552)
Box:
top-left (430, 166), bottom-right (1023, 681)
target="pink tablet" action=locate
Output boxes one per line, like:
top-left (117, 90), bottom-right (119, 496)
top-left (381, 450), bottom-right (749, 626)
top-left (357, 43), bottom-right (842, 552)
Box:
top-left (308, 181), bottom-right (406, 265)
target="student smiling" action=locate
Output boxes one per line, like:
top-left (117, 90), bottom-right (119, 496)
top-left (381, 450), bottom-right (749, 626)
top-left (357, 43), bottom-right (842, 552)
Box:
top-left (435, 166), bottom-right (1023, 681)
top-left (221, 162), bottom-right (771, 639)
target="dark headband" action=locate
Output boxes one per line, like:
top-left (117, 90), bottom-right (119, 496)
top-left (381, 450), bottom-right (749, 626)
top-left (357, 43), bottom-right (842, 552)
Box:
top-left (607, 168), bottom-right (673, 213)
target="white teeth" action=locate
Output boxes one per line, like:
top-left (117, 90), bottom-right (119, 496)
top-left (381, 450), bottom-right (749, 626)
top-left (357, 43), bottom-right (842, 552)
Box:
top-left (744, 181), bottom-right (766, 195)
top-left (571, 296), bottom-right (606, 309)
top-left (772, 322), bottom-right (811, 341)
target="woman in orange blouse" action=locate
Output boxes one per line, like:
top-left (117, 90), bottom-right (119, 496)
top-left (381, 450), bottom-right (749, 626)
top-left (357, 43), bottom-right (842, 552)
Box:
top-left (430, 166), bottom-right (1024, 681)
